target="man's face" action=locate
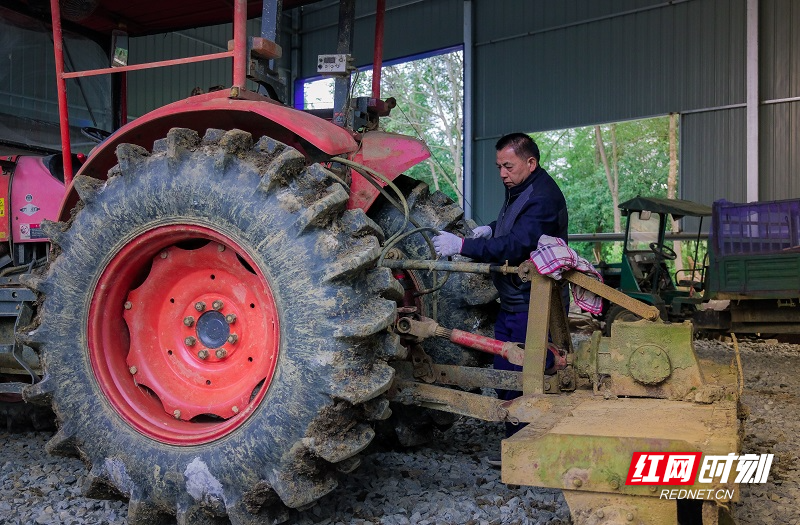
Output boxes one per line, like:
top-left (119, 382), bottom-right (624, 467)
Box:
top-left (496, 146), bottom-right (537, 188)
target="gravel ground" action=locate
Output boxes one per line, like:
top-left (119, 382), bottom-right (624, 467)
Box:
top-left (1, 337), bottom-right (799, 524)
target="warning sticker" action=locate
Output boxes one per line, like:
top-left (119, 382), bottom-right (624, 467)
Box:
top-left (30, 223), bottom-right (45, 239)
top-left (0, 198), bottom-right (5, 217)
top-left (20, 223), bottom-right (46, 240)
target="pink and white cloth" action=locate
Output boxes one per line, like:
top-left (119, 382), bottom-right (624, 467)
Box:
top-left (529, 235), bottom-right (604, 314)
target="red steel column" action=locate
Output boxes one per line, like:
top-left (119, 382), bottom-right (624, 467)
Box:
top-left (371, 0), bottom-right (386, 100)
top-left (49, 0), bottom-right (73, 185)
top-left (233, 0), bottom-right (248, 90)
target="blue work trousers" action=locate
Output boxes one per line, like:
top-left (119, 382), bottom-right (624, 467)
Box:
top-left (494, 309), bottom-right (556, 437)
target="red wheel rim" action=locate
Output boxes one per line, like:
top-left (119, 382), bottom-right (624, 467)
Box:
top-left (88, 225), bottom-right (280, 445)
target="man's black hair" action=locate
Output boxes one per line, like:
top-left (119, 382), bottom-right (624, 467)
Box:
top-left (495, 133), bottom-right (540, 162)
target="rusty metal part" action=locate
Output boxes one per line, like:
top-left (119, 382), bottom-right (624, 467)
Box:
top-left (383, 258), bottom-right (661, 325)
top-left (389, 380), bottom-right (511, 422)
top-left (392, 361), bottom-right (522, 392)
top-left (380, 258), bottom-right (518, 275)
top-left (215, 348), bottom-right (228, 359)
top-left (184, 336), bottom-right (196, 347)
top-left (409, 344), bottom-right (435, 383)
top-left (561, 491), bottom-right (678, 525)
top-left (194, 301), bottom-right (206, 312)
top-left (562, 269), bottom-right (661, 322)
top-left (197, 349), bottom-right (209, 360)
top-left (212, 300), bottom-right (224, 311)
top-left (523, 273), bottom-right (553, 395)
top-left (183, 316), bottom-right (194, 327)
top-left (502, 390), bottom-right (741, 500)
top-left (573, 321), bottom-right (722, 400)
top-left (225, 313), bottom-right (237, 324)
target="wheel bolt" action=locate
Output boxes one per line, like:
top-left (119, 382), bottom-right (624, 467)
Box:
top-left (129, 366), bottom-right (137, 375)
top-left (217, 244), bottom-right (225, 252)
top-left (160, 251), bottom-right (168, 259)
top-left (227, 334), bottom-right (238, 344)
top-left (216, 348), bottom-right (228, 359)
top-left (197, 349), bottom-right (209, 360)
top-left (225, 313), bottom-right (237, 324)
top-left (173, 409), bottom-right (181, 419)
top-left (232, 406), bottom-right (239, 414)
top-left (183, 316), bottom-right (195, 327)
top-left (195, 302), bottom-right (206, 312)
top-left (124, 301), bottom-right (132, 310)
top-left (185, 336), bottom-right (196, 346)
top-left (212, 300), bottom-right (224, 311)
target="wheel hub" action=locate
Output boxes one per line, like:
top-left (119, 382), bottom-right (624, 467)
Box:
top-left (89, 225), bottom-right (280, 445)
top-left (195, 310), bottom-right (230, 349)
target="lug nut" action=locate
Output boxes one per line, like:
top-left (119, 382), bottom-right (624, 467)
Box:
top-left (217, 244), bottom-right (225, 252)
top-left (572, 478), bottom-right (582, 488)
top-left (212, 300), bottom-right (224, 311)
top-left (627, 512), bottom-right (634, 522)
top-left (173, 409), bottom-right (181, 419)
top-left (232, 406), bottom-right (239, 414)
top-left (227, 334), bottom-right (238, 344)
top-left (124, 301), bottom-right (132, 310)
top-left (197, 349), bottom-right (209, 360)
top-left (216, 348), bottom-right (228, 359)
top-left (160, 251), bottom-right (168, 259)
top-left (195, 302), bottom-right (206, 312)
top-left (225, 313), bottom-right (237, 324)
top-left (129, 366), bottom-right (137, 375)
top-left (183, 316), bottom-right (195, 327)
top-left (185, 336), bottom-right (196, 346)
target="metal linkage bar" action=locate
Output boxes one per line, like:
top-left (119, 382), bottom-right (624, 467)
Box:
top-left (379, 258), bottom-right (518, 275)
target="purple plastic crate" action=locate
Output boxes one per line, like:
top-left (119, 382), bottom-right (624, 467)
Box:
top-left (711, 198), bottom-right (800, 256)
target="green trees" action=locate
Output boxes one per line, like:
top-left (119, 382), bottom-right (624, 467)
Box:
top-left (303, 50), bottom-right (464, 204)
top-left (532, 116), bottom-right (675, 262)
top-left (303, 53), bottom-right (692, 267)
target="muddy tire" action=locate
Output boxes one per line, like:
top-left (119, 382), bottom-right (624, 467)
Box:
top-left (21, 128), bottom-right (401, 524)
top-left (369, 177), bottom-right (498, 446)
top-left (602, 304), bottom-right (643, 337)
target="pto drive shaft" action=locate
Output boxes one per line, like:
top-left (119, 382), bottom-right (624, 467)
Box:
top-left (395, 315), bottom-right (524, 365)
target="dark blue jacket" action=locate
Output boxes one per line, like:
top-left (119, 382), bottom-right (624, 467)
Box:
top-left (461, 166), bottom-right (568, 312)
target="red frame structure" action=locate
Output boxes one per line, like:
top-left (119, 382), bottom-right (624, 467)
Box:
top-left (49, 0), bottom-right (251, 186)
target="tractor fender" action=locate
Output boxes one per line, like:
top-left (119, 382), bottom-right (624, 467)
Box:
top-left (58, 89), bottom-right (358, 220)
top-left (348, 131), bottom-right (431, 212)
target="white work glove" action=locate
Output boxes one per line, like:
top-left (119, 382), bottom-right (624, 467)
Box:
top-left (433, 231), bottom-right (463, 257)
top-left (472, 225), bottom-right (492, 239)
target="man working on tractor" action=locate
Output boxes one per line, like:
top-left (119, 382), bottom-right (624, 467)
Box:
top-left (433, 133), bottom-right (568, 462)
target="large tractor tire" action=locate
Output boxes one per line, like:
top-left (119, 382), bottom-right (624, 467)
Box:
top-left (602, 304), bottom-right (643, 337)
top-left (368, 177), bottom-right (498, 446)
top-left (21, 128), bottom-right (401, 524)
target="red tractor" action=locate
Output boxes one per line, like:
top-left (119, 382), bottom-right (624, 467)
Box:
top-left (2, 2), bottom-right (744, 524)
top-left (2, 0), bottom-right (496, 522)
